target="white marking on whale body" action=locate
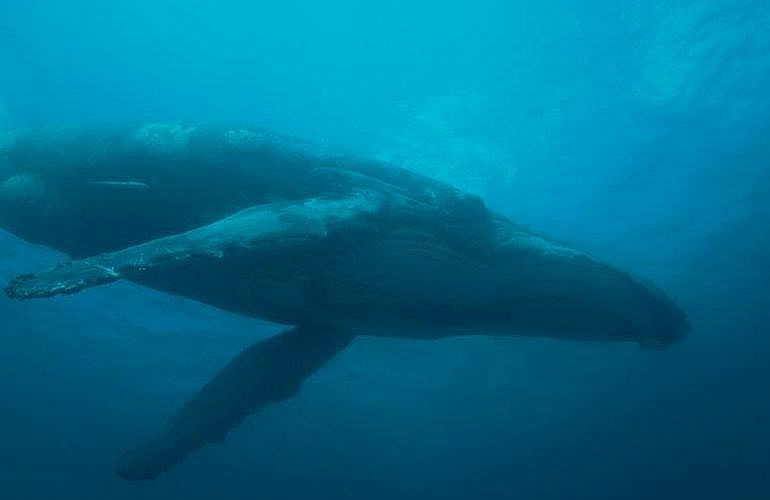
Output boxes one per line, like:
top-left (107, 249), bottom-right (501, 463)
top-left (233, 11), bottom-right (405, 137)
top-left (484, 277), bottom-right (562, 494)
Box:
top-left (87, 181), bottom-right (151, 191)
top-left (225, 128), bottom-right (266, 149)
top-left (130, 123), bottom-right (196, 154)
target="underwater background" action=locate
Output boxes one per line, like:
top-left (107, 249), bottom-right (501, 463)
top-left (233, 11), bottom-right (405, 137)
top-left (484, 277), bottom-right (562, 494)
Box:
top-left (1, 1), bottom-right (768, 499)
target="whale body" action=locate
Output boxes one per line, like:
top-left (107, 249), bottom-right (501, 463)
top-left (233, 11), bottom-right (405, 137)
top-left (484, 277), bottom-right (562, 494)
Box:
top-left (0, 123), bottom-right (688, 479)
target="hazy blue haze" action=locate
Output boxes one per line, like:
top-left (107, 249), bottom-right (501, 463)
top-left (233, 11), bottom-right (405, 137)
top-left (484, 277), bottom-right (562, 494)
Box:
top-left (1, 0), bottom-right (768, 498)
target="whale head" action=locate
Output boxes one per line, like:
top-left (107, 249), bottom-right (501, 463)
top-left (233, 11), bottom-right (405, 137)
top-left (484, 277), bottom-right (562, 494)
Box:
top-left (0, 126), bottom-right (207, 258)
top-left (493, 225), bottom-right (689, 349)
top-left (0, 129), bottom-right (151, 257)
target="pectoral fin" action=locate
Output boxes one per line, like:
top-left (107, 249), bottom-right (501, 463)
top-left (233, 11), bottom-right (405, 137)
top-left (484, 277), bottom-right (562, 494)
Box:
top-left (116, 325), bottom-right (354, 480)
top-left (4, 191), bottom-right (382, 300)
top-left (5, 261), bottom-right (121, 300)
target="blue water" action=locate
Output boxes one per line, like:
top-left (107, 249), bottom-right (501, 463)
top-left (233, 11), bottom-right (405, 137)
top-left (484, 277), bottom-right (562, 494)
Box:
top-left (1, 1), bottom-right (769, 498)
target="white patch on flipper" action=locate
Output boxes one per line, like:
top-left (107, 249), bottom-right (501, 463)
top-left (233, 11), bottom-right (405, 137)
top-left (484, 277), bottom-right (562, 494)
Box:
top-left (492, 216), bottom-right (588, 260)
top-left (510, 232), bottom-right (586, 259)
top-left (91, 264), bottom-right (120, 277)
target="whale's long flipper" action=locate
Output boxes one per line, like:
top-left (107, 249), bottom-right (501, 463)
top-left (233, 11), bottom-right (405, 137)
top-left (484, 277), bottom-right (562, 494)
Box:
top-left (4, 191), bottom-right (383, 300)
top-left (117, 325), bottom-right (354, 480)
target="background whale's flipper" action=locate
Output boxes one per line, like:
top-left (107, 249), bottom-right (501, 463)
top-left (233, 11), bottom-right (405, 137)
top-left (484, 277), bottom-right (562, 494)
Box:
top-left (4, 191), bottom-right (383, 300)
top-left (5, 261), bottom-right (121, 300)
top-left (116, 325), bottom-right (354, 480)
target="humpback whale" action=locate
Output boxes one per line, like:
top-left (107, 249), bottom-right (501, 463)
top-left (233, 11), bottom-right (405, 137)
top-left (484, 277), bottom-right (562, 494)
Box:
top-left (0, 123), bottom-right (688, 479)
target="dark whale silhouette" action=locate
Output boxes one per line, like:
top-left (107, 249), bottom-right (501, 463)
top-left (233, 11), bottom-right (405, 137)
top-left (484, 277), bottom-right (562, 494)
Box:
top-left (0, 123), bottom-right (688, 479)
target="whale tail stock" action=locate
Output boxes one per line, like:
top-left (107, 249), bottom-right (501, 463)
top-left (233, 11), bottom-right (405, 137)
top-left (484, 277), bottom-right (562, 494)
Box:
top-left (116, 325), bottom-right (354, 480)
